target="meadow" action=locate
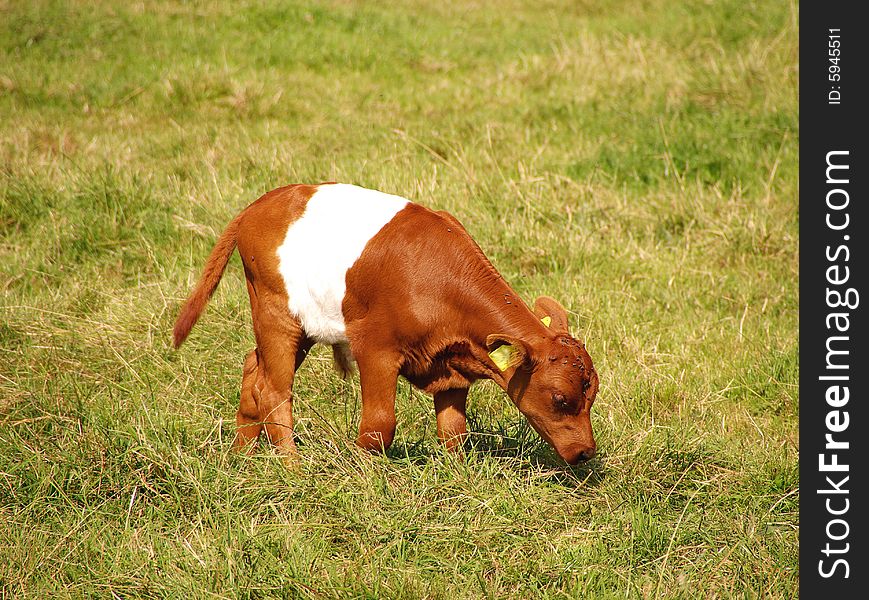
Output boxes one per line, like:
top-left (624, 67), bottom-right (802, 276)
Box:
top-left (0, 0), bottom-right (798, 597)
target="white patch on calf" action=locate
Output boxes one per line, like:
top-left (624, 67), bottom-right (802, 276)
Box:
top-left (276, 183), bottom-right (408, 344)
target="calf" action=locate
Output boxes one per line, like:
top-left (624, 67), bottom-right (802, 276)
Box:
top-left (173, 183), bottom-right (599, 464)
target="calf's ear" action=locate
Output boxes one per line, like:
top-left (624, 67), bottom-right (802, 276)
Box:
top-left (486, 334), bottom-right (534, 372)
top-left (533, 296), bottom-right (570, 333)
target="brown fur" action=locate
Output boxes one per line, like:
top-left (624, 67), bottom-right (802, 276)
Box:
top-left (174, 185), bottom-right (599, 464)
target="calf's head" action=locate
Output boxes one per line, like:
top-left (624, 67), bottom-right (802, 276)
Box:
top-left (487, 297), bottom-right (599, 465)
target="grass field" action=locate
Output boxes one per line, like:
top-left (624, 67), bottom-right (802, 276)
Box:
top-left (0, 0), bottom-right (798, 597)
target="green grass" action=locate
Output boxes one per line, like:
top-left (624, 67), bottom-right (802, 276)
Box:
top-left (1, 0), bottom-right (798, 597)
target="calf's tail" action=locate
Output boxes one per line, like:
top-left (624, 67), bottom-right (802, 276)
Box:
top-left (172, 212), bottom-right (245, 348)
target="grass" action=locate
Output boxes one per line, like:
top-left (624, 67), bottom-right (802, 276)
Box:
top-left (0, 0), bottom-right (798, 597)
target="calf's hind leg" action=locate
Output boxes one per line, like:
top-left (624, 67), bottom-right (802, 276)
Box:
top-left (236, 308), bottom-right (314, 455)
top-left (233, 339), bottom-right (315, 452)
top-left (233, 349), bottom-right (262, 452)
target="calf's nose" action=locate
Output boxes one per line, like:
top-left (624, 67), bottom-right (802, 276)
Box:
top-left (562, 444), bottom-right (596, 465)
top-left (577, 446), bottom-right (596, 462)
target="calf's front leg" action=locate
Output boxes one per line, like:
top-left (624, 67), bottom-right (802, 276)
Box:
top-left (355, 352), bottom-right (400, 452)
top-left (434, 388), bottom-right (469, 452)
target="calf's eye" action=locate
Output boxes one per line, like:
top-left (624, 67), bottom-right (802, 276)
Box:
top-left (553, 393), bottom-right (570, 411)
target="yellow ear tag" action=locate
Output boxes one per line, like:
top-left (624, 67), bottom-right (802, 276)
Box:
top-left (541, 316), bottom-right (552, 327)
top-left (488, 345), bottom-right (514, 371)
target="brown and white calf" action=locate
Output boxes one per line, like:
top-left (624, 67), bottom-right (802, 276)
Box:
top-left (173, 183), bottom-right (599, 464)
